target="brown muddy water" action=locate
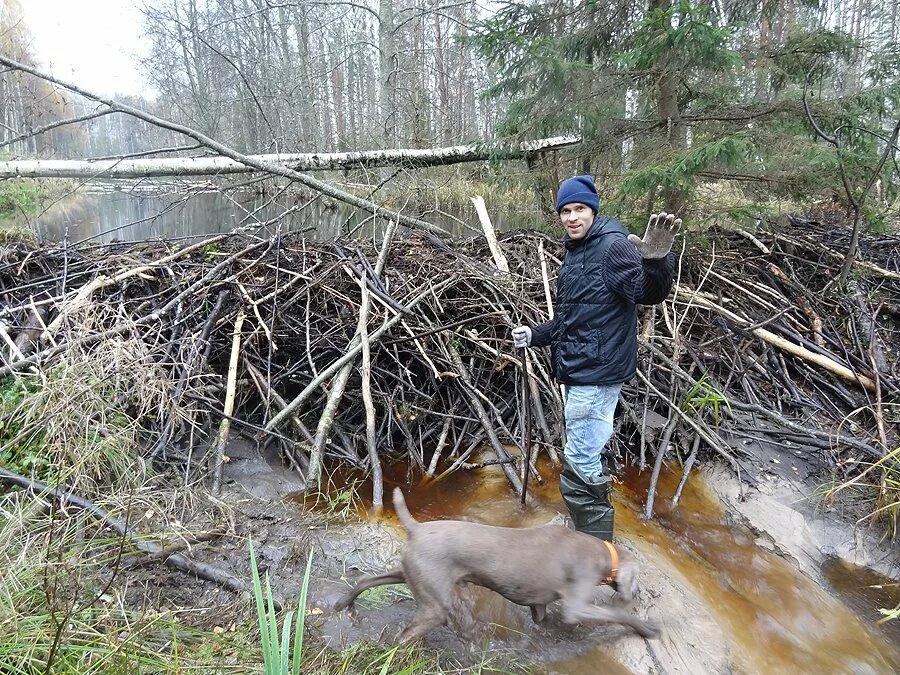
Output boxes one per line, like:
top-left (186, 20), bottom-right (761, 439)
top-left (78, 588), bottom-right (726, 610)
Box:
top-left (822, 557), bottom-right (900, 643)
top-left (311, 460), bottom-right (900, 674)
top-left (615, 468), bottom-right (899, 674)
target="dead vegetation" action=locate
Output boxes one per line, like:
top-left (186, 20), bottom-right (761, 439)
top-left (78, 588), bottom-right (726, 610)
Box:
top-left (0, 215), bottom-right (897, 521)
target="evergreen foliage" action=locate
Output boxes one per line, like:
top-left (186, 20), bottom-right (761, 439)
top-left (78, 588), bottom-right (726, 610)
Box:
top-left (473, 0), bottom-right (900, 227)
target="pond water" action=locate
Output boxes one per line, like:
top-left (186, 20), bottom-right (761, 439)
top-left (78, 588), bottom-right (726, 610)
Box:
top-left (23, 183), bottom-right (535, 244)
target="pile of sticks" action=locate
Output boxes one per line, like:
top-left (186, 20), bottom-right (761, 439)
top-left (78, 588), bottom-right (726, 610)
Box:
top-left (1, 215), bottom-right (897, 511)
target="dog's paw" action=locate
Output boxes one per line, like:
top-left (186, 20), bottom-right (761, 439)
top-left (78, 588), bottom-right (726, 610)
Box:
top-left (636, 619), bottom-right (662, 640)
top-left (612, 565), bottom-right (639, 603)
top-left (529, 604), bottom-right (547, 624)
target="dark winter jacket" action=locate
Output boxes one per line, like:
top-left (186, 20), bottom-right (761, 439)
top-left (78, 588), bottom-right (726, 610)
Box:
top-left (530, 216), bottom-right (675, 385)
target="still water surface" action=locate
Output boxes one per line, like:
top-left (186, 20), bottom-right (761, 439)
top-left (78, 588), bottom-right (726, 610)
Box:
top-left (25, 183), bottom-right (532, 243)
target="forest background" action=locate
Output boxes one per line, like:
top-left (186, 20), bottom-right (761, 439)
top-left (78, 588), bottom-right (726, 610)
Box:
top-left (2, 0), bottom-right (898, 233)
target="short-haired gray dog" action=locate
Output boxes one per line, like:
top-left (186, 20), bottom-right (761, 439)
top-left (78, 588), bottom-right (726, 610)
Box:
top-left (334, 487), bottom-right (660, 644)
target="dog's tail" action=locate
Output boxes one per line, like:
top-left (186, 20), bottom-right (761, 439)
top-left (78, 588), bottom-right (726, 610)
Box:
top-left (393, 487), bottom-right (418, 533)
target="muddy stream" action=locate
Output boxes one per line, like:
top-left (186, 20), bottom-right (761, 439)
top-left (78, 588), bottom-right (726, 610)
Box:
top-left (295, 459), bottom-right (900, 674)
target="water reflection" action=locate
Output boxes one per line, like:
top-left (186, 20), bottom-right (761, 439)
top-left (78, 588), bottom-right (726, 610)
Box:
top-left (26, 183), bottom-right (530, 243)
top-left (822, 556), bottom-right (900, 644)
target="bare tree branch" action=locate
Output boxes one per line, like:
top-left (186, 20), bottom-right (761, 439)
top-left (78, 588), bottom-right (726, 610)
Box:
top-left (802, 84), bottom-right (837, 145)
top-left (0, 53), bottom-right (448, 236)
top-left (803, 80), bottom-right (900, 287)
top-left (86, 144), bottom-right (206, 161)
top-left (0, 107), bottom-right (115, 149)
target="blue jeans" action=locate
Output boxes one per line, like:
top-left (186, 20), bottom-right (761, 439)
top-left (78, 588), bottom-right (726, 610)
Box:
top-left (564, 384), bottom-right (622, 480)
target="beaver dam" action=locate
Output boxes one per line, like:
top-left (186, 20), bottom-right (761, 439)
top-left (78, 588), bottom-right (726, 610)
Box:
top-left (0, 213), bottom-right (898, 672)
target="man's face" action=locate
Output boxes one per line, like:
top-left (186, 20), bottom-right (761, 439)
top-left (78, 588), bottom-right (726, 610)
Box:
top-left (559, 203), bottom-right (594, 240)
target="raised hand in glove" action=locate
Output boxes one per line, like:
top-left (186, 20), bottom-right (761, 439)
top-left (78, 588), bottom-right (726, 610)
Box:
top-left (512, 325), bottom-right (532, 348)
top-left (627, 211), bottom-right (682, 259)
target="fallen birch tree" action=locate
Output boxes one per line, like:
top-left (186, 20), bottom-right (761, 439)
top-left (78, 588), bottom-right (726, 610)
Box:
top-left (0, 55), bottom-right (445, 236)
top-left (0, 136), bottom-right (579, 179)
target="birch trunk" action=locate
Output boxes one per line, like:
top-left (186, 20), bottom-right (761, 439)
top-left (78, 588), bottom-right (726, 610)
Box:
top-left (0, 136), bottom-right (579, 179)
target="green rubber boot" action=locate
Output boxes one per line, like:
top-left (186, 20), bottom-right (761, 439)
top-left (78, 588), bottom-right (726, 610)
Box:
top-left (559, 461), bottom-right (615, 542)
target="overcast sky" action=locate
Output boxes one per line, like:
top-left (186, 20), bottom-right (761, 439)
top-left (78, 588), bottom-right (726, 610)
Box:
top-left (21, 0), bottom-right (150, 97)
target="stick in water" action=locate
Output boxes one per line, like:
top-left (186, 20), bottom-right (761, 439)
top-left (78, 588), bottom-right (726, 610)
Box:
top-left (520, 351), bottom-right (533, 505)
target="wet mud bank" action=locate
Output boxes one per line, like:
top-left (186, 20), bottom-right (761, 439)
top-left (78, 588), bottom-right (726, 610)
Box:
top-left (313, 465), bottom-right (897, 673)
top-left (218, 439), bottom-right (899, 673)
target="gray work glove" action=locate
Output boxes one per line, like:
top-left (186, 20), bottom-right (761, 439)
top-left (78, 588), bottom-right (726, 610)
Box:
top-left (512, 325), bottom-right (532, 348)
top-left (627, 211), bottom-right (682, 259)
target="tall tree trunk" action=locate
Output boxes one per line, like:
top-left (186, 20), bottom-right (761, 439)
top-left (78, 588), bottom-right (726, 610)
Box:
top-left (434, 11), bottom-right (451, 145)
top-left (331, 39), bottom-right (347, 150)
top-left (379, 0), bottom-right (397, 147)
top-left (650, 0), bottom-right (686, 214)
top-left (755, 3), bottom-right (771, 102)
top-left (292, 12), bottom-right (319, 148)
top-left (347, 54), bottom-right (358, 147)
top-left (893, 0), bottom-right (899, 42)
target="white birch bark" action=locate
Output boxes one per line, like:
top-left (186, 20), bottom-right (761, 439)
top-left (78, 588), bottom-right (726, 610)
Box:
top-left (0, 136), bottom-right (579, 179)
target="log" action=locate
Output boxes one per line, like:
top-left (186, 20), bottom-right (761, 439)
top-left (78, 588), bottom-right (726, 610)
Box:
top-left (643, 414), bottom-right (678, 520)
top-left (0, 467), bottom-right (255, 604)
top-left (0, 320), bottom-right (26, 363)
top-left (308, 356), bottom-right (355, 486)
top-left (471, 196), bottom-right (510, 273)
top-left (425, 414), bottom-right (454, 478)
top-left (357, 273), bottom-right (383, 509)
top-left (121, 528), bottom-right (227, 568)
top-left (0, 136), bottom-right (580, 179)
top-left (676, 286), bottom-right (877, 392)
top-left (672, 435), bottom-right (701, 507)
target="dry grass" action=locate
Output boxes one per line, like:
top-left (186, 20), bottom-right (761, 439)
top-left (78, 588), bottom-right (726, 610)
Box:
top-left (1, 302), bottom-right (190, 494)
top-left (0, 478), bottom-right (250, 673)
top-left (823, 404), bottom-right (900, 540)
top-left (0, 307), bottom-right (244, 672)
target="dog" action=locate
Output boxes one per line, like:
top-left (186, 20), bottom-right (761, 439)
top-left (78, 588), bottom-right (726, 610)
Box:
top-left (334, 487), bottom-right (660, 644)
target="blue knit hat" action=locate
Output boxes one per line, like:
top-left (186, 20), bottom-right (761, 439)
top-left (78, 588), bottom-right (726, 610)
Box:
top-left (555, 175), bottom-right (600, 214)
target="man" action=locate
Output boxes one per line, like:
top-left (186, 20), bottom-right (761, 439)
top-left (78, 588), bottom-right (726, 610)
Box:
top-left (512, 175), bottom-right (680, 541)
